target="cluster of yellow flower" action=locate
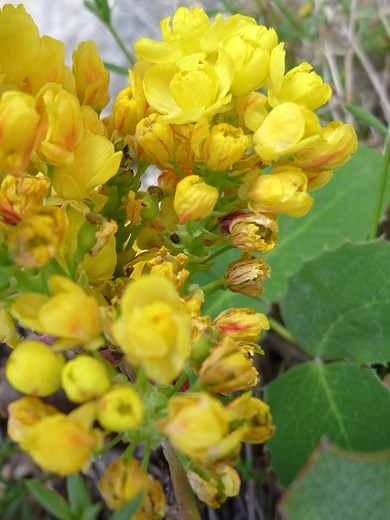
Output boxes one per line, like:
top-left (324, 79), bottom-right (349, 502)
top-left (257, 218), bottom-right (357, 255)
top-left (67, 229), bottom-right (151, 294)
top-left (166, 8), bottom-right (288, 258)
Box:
top-left (0, 4), bottom-right (357, 516)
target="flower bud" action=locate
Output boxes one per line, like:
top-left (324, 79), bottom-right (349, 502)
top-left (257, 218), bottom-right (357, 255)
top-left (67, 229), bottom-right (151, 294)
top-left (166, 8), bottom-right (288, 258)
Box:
top-left (173, 175), bottom-right (219, 224)
top-left (99, 457), bottom-right (166, 519)
top-left (72, 41), bottom-right (110, 111)
top-left (6, 340), bottom-right (65, 396)
top-left (8, 206), bottom-right (67, 268)
top-left (213, 307), bottom-right (269, 343)
top-left (199, 337), bottom-right (259, 394)
top-left (225, 253), bottom-right (270, 297)
top-left (35, 84), bottom-right (84, 166)
top-left (192, 122), bottom-right (248, 171)
top-left (97, 385), bottom-right (144, 431)
top-left (188, 463), bottom-right (240, 508)
top-left (135, 113), bottom-right (176, 164)
top-left (221, 211), bottom-right (278, 252)
top-left (61, 355), bottom-right (110, 402)
top-left (0, 4), bottom-right (40, 86)
top-left (0, 91), bottom-right (39, 172)
top-left (295, 121), bottom-right (358, 172)
top-left (113, 70), bottom-right (148, 136)
top-left (158, 392), bottom-right (230, 460)
top-left (226, 392), bottom-right (275, 444)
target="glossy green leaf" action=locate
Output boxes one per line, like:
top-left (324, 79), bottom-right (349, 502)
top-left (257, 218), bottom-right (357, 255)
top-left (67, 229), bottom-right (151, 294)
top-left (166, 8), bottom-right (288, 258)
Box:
top-left (25, 481), bottom-right (73, 520)
top-left (280, 240), bottom-right (390, 363)
top-left (264, 361), bottom-right (390, 487)
top-left (263, 146), bottom-right (387, 302)
top-left (279, 443), bottom-right (390, 520)
top-left (110, 491), bottom-right (143, 520)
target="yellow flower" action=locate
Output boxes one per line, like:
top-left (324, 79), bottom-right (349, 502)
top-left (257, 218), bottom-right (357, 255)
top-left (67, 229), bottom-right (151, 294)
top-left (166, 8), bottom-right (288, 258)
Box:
top-left (113, 70), bottom-right (148, 136)
top-left (199, 337), bottom-right (259, 394)
top-left (222, 26), bottom-right (276, 97)
top-left (141, 50), bottom-right (233, 124)
top-left (99, 458), bottom-right (166, 519)
top-left (135, 7), bottom-right (210, 62)
top-left (148, 247), bottom-right (189, 290)
top-left (268, 62), bottom-right (332, 111)
top-left (173, 175), bottom-right (219, 224)
top-left (225, 253), bottom-right (271, 297)
top-left (0, 175), bottom-right (49, 223)
top-left (52, 130), bottom-right (122, 200)
top-left (8, 205), bottom-right (67, 268)
top-left (23, 35), bottom-right (73, 96)
top-left (0, 91), bottom-right (39, 172)
top-left (34, 84), bottom-right (84, 166)
top-left (61, 355), bottom-right (110, 403)
top-left (213, 307), bottom-right (269, 343)
top-left (11, 275), bottom-right (102, 349)
top-left (80, 105), bottom-right (108, 136)
top-left (295, 121), bottom-right (358, 171)
top-left (81, 233), bottom-right (117, 284)
top-left (97, 385), bottom-right (144, 431)
top-left (0, 4), bottom-right (40, 87)
top-left (158, 392), bottom-right (230, 459)
top-left (191, 120), bottom-right (248, 171)
top-left (221, 211), bottom-right (278, 252)
top-left (235, 91), bottom-right (269, 132)
top-left (72, 41), bottom-right (110, 111)
top-left (6, 340), bottom-right (65, 397)
top-left (241, 164), bottom-right (314, 217)
top-left (7, 396), bottom-right (58, 443)
top-left (112, 275), bottom-right (191, 384)
top-left (19, 410), bottom-right (102, 475)
top-left (253, 102), bottom-right (322, 162)
top-left (135, 113), bottom-right (176, 164)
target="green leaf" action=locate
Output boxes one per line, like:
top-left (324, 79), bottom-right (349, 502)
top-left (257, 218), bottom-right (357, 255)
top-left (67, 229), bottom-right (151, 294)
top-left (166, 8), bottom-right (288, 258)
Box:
top-left (66, 474), bottom-right (91, 515)
top-left (344, 104), bottom-right (389, 137)
top-left (80, 503), bottom-right (102, 520)
top-left (264, 361), bottom-right (390, 487)
top-left (279, 443), bottom-right (390, 520)
top-left (280, 240), bottom-right (390, 363)
top-left (25, 481), bottom-right (73, 520)
top-left (263, 146), bottom-right (387, 302)
top-left (110, 491), bottom-right (144, 520)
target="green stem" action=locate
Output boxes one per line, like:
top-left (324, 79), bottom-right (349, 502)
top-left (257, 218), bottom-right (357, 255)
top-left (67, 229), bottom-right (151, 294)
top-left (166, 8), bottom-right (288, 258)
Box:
top-left (369, 137), bottom-right (390, 240)
top-left (131, 162), bottom-right (148, 191)
top-left (94, 433), bottom-right (123, 459)
top-left (166, 372), bottom-right (189, 398)
top-left (105, 22), bottom-right (135, 66)
top-left (162, 442), bottom-right (201, 520)
top-left (199, 278), bottom-right (226, 292)
top-left (141, 439), bottom-right (151, 472)
top-left (122, 437), bottom-right (139, 460)
top-left (267, 316), bottom-right (296, 343)
top-left (207, 244), bottom-right (232, 262)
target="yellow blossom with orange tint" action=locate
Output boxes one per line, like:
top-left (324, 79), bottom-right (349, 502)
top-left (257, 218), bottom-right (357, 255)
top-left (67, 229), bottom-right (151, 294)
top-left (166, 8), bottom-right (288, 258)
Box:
top-left (7, 396), bottom-right (58, 443)
top-left (72, 41), bottom-right (110, 111)
top-left (225, 253), bottom-right (271, 297)
top-left (173, 175), bottom-right (218, 224)
top-left (213, 307), bottom-right (269, 343)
